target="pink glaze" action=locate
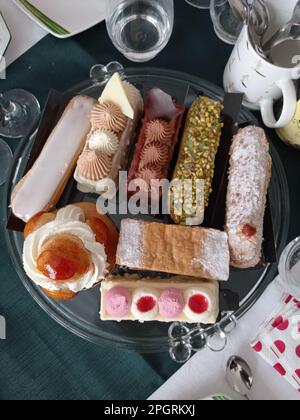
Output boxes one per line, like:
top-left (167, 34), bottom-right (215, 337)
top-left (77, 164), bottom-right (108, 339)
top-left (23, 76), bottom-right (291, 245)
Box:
top-left (105, 287), bottom-right (132, 317)
top-left (158, 288), bottom-right (185, 319)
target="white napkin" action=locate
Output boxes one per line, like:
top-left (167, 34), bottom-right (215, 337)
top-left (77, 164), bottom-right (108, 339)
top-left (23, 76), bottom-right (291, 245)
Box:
top-left (149, 279), bottom-right (300, 401)
top-left (251, 295), bottom-right (300, 392)
top-left (0, 0), bottom-right (46, 66)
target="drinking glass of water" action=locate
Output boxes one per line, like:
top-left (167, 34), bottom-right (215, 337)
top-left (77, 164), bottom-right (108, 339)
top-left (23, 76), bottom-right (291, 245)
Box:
top-left (105, 0), bottom-right (174, 62)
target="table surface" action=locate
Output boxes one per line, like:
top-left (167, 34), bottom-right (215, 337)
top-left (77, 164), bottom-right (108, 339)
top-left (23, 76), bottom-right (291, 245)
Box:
top-left (0, 2), bottom-right (299, 400)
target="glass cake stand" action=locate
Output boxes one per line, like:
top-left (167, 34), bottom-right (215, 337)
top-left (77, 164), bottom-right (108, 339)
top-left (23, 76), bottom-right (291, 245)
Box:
top-left (3, 63), bottom-right (290, 357)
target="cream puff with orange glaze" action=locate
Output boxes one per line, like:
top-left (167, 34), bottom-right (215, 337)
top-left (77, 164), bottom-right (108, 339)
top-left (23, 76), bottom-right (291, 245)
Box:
top-left (23, 203), bottom-right (119, 301)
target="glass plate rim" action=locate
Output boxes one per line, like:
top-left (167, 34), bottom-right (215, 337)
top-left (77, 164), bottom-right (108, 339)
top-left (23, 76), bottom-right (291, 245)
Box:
top-left (3, 66), bottom-right (290, 353)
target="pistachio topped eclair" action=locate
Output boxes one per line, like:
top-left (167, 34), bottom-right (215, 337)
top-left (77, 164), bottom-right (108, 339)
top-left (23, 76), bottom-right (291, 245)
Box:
top-left (170, 97), bottom-right (223, 225)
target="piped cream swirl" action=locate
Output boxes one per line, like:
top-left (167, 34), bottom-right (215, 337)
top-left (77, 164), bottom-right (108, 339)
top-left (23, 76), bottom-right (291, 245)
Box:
top-left (90, 101), bottom-right (127, 134)
top-left (88, 130), bottom-right (119, 156)
top-left (136, 166), bottom-right (163, 186)
top-left (145, 119), bottom-right (173, 144)
top-left (140, 143), bottom-right (169, 167)
top-left (77, 149), bottom-right (112, 181)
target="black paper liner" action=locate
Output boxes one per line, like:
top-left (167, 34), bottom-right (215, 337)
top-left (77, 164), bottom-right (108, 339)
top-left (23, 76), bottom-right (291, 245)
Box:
top-left (6, 89), bottom-right (277, 313)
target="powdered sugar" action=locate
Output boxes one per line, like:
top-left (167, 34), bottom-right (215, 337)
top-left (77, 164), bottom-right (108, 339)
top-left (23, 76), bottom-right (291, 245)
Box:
top-left (226, 126), bottom-right (272, 268)
top-left (192, 229), bottom-right (230, 281)
top-left (117, 219), bottom-right (143, 267)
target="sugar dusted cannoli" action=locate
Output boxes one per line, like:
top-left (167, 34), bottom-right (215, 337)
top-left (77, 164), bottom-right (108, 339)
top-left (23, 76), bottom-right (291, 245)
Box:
top-left (23, 203), bottom-right (119, 301)
top-left (225, 126), bottom-right (272, 268)
top-left (74, 73), bottom-right (144, 194)
top-left (100, 275), bottom-right (219, 324)
top-left (116, 219), bottom-right (230, 281)
top-left (11, 96), bottom-right (97, 222)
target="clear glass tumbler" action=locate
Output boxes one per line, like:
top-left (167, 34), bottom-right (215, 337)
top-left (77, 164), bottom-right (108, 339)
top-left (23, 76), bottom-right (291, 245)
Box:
top-left (278, 237), bottom-right (300, 298)
top-left (210, 0), bottom-right (244, 45)
top-left (185, 0), bottom-right (211, 10)
top-left (105, 0), bottom-right (174, 62)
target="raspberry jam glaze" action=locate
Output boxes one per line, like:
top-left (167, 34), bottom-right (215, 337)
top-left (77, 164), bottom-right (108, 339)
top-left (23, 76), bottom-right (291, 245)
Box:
top-left (37, 234), bottom-right (91, 281)
top-left (188, 294), bottom-right (209, 314)
top-left (137, 296), bottom-right (157, 313)
top-left (242, 224), bottom-right (257, 237)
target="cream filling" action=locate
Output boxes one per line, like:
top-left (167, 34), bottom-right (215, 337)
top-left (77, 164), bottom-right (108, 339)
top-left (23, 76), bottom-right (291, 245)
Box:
top-left (131, 288), bottom-right (159, 321)
top-left (183, 288), bottom-right (212, 323)
top-left (23, 206), bottom-right (107, 293)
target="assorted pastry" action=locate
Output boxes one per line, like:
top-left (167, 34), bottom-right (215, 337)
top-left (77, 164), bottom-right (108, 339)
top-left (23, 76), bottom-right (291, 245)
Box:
top-left (127, 88), bottom-right (184, 199)
top-left (8, 71), bottom-right (274, 326)
top-left (23, 203), bottom-right (119, 301)
top-left (225, 126), bottom-right (272, 269)
top-left (170, 97), bottom-right (223, 226)
top-left (101, 275), bottom-right (219, 324)
top-left (116, 219), bottom-right (230, 281)
top-left (11, 95), bottom-right (97, 222)
top-left (74, 72), bottom-right (144, 195)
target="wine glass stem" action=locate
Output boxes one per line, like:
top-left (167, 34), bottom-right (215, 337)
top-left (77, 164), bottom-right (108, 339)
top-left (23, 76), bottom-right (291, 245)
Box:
top-left (0, 93), bottom-right (24, 124)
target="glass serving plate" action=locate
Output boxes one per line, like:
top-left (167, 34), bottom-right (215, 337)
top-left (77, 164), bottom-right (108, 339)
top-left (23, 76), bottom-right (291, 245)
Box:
top-left (4, 63), bottom-right (290, 355)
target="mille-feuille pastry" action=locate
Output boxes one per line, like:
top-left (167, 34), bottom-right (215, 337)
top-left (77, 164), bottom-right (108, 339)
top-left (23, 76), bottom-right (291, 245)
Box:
top-left (170, 96), bottom-right (223, 226)
top-left (23, 203), bottom-right (119, 301)
top-left (127, 88), bottom-right (185, 198)
top-left (225, 126), bottom-right (272, 269)
top-left (11, 96), bottom-right (97, 222)
top-left (100, 275), bottom-right (219, 324)
top-left (116, 219), bottom-right (230, 281)
top-left (74, 73), bottom-right (144, 194)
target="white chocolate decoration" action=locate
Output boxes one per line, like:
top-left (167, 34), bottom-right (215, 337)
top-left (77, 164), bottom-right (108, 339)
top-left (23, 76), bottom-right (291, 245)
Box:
top-left (88, 130), bottom-right (119, 156)
top-left (11, 96), bottom-right (96, 222)
top-left (100, 275), bottom-right (219, 324)
top-left (99, 73), bottom-right (135, 120)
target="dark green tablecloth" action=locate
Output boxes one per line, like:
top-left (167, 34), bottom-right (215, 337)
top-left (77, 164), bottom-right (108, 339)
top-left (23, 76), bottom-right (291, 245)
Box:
top-left (0, 2), bottom-right (298, 400)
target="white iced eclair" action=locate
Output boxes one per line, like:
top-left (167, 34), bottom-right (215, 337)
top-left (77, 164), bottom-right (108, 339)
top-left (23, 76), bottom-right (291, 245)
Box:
top-left (11, 96), bottom-right (97, 222)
